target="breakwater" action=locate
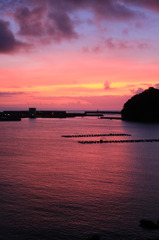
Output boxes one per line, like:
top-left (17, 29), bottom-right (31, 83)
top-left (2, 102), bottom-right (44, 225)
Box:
top-left (78, 139), bottom-right (159, 144)
top-left (100, 116), bottom-right (122, 120)
top-left (62, 133), bottom-right (131, 138)
top-left (0, 108), bottom-right (122, 121)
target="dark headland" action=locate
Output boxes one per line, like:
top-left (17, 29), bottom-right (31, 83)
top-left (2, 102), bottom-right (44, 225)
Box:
top-left (121, 87), bottom-right (159, 122)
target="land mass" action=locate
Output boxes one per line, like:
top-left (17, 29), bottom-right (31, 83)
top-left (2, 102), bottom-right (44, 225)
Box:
top-left (0, 109), bottom-right (121, 121)
top-left (121, 87), bottom-right (159, 122)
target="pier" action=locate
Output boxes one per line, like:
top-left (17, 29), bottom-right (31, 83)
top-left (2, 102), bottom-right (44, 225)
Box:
top-left (0, 109), bottom-right (122, 121)
top-left (78, 139), bottom-right (159, 144)
top-left (100, 117), bottom-right (122, 120)
top-left (62, 133), bottom-right (131, 138)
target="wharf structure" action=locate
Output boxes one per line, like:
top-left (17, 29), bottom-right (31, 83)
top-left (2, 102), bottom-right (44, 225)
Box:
top-left (0, 108), bottom-right (121, 121)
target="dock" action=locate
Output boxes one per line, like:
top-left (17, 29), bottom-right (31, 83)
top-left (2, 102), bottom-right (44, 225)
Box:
top-left (0, 108), bottom-right (122, 121)
top-left (62, 133), bottom-right (130, 138)
top-left (100, 117), bottom-right (122, 120)
top-left (78, 139), bottom-right (159, 144)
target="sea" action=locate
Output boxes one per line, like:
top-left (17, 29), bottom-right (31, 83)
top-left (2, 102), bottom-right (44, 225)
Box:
top-left (1, 115), bottom-right (159, 240)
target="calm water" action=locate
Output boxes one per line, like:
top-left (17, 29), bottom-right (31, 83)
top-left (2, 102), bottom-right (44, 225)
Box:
top-left (1, 117), bottom-right (159, 240)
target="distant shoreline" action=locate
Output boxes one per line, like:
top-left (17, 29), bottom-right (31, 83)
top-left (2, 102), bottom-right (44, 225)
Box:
top-left (0, 108), bottom-right (121, 121)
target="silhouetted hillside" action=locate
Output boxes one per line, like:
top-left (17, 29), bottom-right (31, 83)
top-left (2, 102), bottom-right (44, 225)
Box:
top-left (121, 87), bottom-right (159, 122)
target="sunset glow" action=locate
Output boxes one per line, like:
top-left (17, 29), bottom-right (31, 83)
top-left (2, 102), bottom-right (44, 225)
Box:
top-left (0, 0), bottom-right (159, 110)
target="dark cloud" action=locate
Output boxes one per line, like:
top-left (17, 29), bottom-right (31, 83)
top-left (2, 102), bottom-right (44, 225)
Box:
top-left (0, 19), bottom-right (28, 53)
top-left (91, 0), bottom-right (137, 21)
top-left (47, 10), bottom-right (78, 40)
top-left (0, 91), bottom-right (25, 96)
top-left (105, 38), bottom-right (116, 49)
top-left (83, 38), bottom-right (149, 55)
top-left (49, 0), bottom-right (138, 20)
top-left (0, 0), bottom-right (156, 53)
top-left (11, 0), bottom-right (141, 39)
top-left (14, 6), bottom-right (45, 37)
top-left (92, 45), bottom-right (102, 54)
top-left (125, 0), bottom-right (159, 12)
top-left (47, 0), bottom-right (140, 22)
top-left (0, 0), bottom-right (21, 10)
top-left (14, 5), bottom-right (77, 41)
top-left (105, 38), bottom-right (149, 50)
top-left (0, 0), bottom-right (156, 22)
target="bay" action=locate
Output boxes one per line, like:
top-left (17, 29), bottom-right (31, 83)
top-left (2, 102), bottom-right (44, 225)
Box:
top-left (1, 117), bottom-right (159, 240)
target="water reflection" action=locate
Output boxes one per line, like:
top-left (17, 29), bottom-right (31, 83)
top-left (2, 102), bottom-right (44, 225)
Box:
top-left (1, 118), bottom-right (159, 240)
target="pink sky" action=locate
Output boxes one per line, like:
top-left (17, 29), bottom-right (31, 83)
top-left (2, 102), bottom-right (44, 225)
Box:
top-left (0, 0), bottom-right (159, 110)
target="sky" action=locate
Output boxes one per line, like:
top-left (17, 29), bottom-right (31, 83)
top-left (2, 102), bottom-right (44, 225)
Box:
top-left (0, 0), bottom-right (159, 110)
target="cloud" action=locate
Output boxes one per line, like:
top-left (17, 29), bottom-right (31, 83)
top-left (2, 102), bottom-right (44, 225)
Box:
top-left (0, 19), bottom-right (28, 53)
top-left (47, 10), bottom-right (78, 40)
top-left (104, 81), bottom-right (111, 90)
top-left (13, 5), bottom-right (78, 42)
top-left (0, 0), bottom-right (154, 24)
top-left (154, 83), bottom-right (159, 89)
top-left (14, 7), bottom-right (46, 37)
top-left (7, 0), bottom-right (142, 36)
top-left (55, 0), bottom-right (139, 20)
top-left (130, 88), bottom-right (144, 95)
top-left (91, 0), bottom-right (138, 21)
top-left (83, 38), bottom-right (150, 55)
top-left (105, 38), bottom-right (149, 50)
top-left (0, 91), bottom-right (25, 96)
top-left (0, 0), bottom-right (155, 52)
top-left (125, 0), bottom-right (159, 12)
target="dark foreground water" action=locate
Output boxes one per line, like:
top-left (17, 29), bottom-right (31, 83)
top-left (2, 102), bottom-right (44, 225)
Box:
top-left (1, 117), bottom-right (159, 240)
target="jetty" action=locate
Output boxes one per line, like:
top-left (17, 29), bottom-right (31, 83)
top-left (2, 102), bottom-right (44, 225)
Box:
top-left (0, 108), bottom-right (122, 121)
top-left (62, 133), bottom-right (131, 138)
top-left (100, 116), bottom-right (122, 120)
top-left (0, 112), bottom-right (21, 121)
top-left (78, 139), bottom-right (159, 144)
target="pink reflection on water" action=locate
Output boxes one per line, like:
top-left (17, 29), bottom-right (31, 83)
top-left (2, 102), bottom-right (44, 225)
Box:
top-left (1, 118), bottom-right (159, 239)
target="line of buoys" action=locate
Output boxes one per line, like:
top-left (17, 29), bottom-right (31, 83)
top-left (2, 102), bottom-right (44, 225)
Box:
top-left (78, 139), bottom-right (159, 144)
top-left (62, 133), bottom-right (131, 138)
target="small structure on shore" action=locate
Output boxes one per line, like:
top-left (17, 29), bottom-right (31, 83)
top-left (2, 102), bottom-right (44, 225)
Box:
top-left (29, 108), bottom-right (36, 118)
